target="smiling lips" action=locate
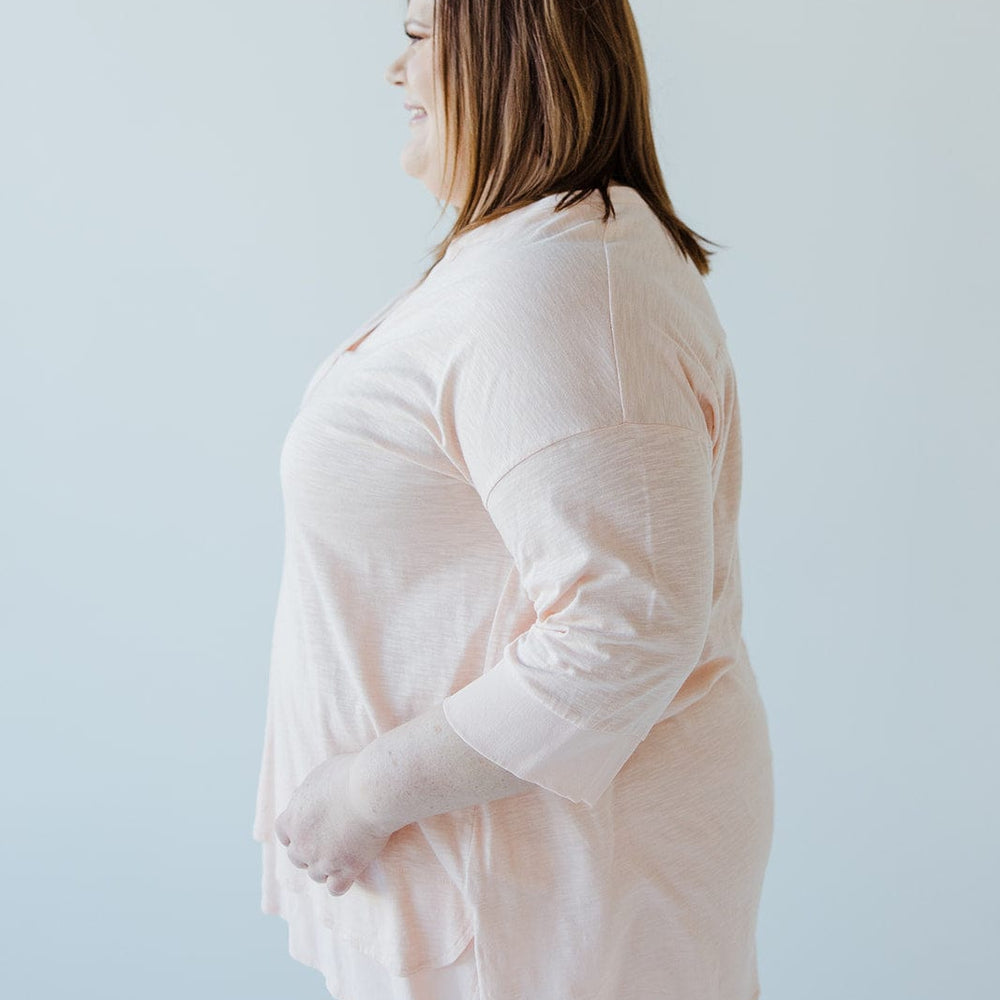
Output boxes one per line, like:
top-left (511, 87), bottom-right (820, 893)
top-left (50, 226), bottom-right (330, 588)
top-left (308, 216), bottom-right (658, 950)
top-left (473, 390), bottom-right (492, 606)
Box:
top-left (404, 102), bottom-right (428, 122)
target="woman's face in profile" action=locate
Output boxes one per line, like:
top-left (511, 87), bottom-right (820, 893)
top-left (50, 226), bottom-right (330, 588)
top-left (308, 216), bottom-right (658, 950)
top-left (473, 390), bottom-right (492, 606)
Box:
top-left (386, 0), bottom-right (465, 205)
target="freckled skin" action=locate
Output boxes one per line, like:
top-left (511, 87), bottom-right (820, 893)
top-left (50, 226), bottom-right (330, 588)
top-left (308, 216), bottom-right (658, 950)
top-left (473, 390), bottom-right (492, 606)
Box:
top-left (351, 704), bottom-right (537, 836)
top-left (276, 708), bottom-right (537, 897)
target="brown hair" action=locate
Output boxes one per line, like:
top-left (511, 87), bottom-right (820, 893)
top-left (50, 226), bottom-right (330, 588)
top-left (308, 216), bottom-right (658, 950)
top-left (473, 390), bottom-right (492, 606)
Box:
top-left (418, 0), bottom-right (724, 282)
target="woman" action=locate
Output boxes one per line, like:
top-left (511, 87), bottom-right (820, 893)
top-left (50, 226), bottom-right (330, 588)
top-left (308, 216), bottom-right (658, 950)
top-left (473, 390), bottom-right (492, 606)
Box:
top-left (251, 1), bottom-right (775, 998)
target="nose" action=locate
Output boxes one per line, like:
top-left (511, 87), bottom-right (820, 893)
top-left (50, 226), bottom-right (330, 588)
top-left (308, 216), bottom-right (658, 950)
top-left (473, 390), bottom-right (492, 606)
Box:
top-left (385, 53), bottom-right (404, 87)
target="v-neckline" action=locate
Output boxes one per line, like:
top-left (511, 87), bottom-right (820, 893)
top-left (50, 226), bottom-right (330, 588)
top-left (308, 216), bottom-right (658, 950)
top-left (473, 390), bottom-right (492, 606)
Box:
top-left (339, 277), bottom-right (424, 358)
top-left (298, 277), bottom-right (427, 409)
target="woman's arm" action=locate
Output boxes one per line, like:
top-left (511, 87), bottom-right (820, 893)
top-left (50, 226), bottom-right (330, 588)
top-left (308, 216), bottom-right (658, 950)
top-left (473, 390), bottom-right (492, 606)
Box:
top-left (348, 702), bottom-right (539, 837)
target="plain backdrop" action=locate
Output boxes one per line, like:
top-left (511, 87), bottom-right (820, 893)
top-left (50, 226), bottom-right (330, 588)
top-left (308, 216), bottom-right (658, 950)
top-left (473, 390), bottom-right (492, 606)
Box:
top-left (1, 2), bottom-right (997, 998)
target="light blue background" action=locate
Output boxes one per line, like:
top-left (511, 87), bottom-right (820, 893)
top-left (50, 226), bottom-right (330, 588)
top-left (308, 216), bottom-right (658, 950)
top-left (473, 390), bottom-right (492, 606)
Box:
top-left (2, 2), bottom-right (997, 998)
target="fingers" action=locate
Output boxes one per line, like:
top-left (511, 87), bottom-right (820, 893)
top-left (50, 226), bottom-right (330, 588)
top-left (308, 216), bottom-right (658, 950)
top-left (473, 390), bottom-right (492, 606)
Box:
top-left (291, 852), bottom-right (354, 895)
top-left (326, 875), bottom-right (353, 896)
top-left (273, 816), bottom-right (291, 847)
top-left (286, 848), bottom-right (309, 869)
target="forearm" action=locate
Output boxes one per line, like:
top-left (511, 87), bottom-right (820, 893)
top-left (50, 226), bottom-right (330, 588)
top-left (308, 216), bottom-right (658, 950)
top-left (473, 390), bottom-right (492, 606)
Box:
top-left (348, 701), bottom-right (539, 836)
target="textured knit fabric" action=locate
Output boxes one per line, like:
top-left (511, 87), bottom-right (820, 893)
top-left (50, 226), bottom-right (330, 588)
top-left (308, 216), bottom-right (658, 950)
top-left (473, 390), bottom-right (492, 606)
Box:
top-left (252, 184), bottom-right (774, 1000)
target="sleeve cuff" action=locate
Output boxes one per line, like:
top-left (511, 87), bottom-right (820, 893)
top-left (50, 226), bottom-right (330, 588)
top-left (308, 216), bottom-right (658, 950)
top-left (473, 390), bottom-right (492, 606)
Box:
top-left (441, 654), bottom-right (647, 808)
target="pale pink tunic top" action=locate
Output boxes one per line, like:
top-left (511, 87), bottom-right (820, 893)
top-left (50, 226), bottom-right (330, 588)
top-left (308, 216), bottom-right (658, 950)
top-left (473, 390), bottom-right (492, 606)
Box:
top-left (252, 184), bottom-right (774, 1000)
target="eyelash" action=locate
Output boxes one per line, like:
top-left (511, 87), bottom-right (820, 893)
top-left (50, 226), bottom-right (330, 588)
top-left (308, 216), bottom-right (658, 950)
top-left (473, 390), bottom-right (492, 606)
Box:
top-left (405, 31), bottom-right (424, 43)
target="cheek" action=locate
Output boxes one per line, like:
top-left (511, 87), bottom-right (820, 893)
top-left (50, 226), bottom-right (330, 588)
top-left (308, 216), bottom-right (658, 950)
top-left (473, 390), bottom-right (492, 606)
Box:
top-left (414, 51), bottom-right (437, 101)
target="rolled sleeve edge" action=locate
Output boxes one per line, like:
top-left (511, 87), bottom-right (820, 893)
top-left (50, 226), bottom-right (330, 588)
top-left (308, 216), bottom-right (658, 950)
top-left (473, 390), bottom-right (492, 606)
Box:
top-left (441, 656), bottom-right (644, 808)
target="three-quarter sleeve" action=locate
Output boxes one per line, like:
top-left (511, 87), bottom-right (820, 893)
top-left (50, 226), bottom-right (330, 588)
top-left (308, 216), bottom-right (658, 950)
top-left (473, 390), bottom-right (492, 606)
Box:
top-left (441, 419), bottom-right (715, 807)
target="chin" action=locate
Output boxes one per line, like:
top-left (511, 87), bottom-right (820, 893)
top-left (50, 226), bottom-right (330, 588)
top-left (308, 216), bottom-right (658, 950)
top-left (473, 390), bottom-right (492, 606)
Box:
top-left (399, 146), bottom-right (427, 177)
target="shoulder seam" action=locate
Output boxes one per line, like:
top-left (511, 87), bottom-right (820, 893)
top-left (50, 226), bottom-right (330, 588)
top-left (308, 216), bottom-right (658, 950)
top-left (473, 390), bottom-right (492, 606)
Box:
top-left (602, 225), bottom-right (627, 423)
top-left (482, 421), bottom-right (705, 508)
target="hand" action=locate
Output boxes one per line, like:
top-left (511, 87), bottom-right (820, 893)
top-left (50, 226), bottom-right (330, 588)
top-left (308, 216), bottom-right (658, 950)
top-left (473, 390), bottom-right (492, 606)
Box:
top-left (273, 751), bottom-right (394, 897)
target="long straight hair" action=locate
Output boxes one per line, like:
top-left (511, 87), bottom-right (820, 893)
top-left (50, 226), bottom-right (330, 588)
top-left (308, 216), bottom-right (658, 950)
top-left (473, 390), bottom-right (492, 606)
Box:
top-left (417, 0), bottom-right (723, 283)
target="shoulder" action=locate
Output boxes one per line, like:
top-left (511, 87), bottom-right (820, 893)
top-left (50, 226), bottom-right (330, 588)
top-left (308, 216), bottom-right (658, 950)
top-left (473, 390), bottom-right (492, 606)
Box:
top-left (393, 190), bottom-right (721, 477)
top-left (427, 240), bottom-right (624, 438)
top-left (423, 219), bottom-right (714, 430)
